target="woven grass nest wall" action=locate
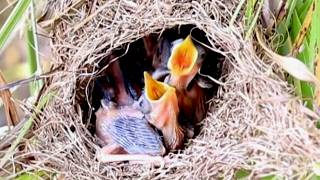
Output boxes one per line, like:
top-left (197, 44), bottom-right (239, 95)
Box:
top-left (2, 0), bottom-right (320, 179)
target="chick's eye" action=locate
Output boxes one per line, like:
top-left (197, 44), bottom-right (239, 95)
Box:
top-left (138, 97), bottom-right (151, 114)
top-left (139, 100), bottom-right (144, 107)
top-left (139, 98), bottom-right (148, 108)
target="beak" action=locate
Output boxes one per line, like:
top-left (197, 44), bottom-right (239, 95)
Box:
top-left (144, 71), bottom-right (172, 103)
top-left (143, 72), bottom-right (184, 150)
top-left (167, 35), bottom-right (198, 76)
top-left (166, 35), bottom-right (200, 89)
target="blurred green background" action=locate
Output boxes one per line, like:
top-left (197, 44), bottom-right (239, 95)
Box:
top-left (0, 0), bottom-right (51, 126)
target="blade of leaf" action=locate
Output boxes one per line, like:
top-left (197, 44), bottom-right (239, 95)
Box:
top-left (293, 78), bottom-right (302, 97)
top-left (300, 81), bottom-right (314, 108)
top-left (285, 0), bottom-right (298, 27)
top-left (313, 162), bottom-right (320, 176)
top-left (25, 0), bottom-right (43, 96)
top-left (0, 0), bottom-right (31, 51)
top-left (229, 0), bottom-right (246, 26)
top-left (245, 0), bottom-right (264, 40)
top-left (313, 0), bottom-right (320, 106)
top-left (14, 170), bottom-right (50, 180)
top-left (276, 21), bottom-right (293, 55)
top-left (295, 0), bottom-right (305, 14)
top-left (299, 43), bottom-right (315, 109)
top-left (290, 10), bottom-right (302, 42)
top-left (245, 0), bottom-right (258, 27)
top-left (297, 0), bottom-right (313, 20)
top-left (315, 52), bottom-right (320, 106)
top-left (292, 1), bottom-right (315, 56)
top-left (298, 41), bottom-right (312, 68)
top-left (235, 169), bottom-right (251, 179)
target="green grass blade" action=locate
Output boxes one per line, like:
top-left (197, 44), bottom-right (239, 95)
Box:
top-left (292, 1), bottom-right (314, 55)
top-left (290, 10), bottom-right (302, 41)
top-left (300, 81), bottom-right (314, 108)
top-left (245, 0), bottom-right (264, 40)
top-left (276, 21), bottom-right (292, 55)
top-left (244, 0), bottom-right (257, 28)
top-left (285, 0), bottom-right (298, 27)
top-left (229, 0), bottom-right (246, 26)
top-left (25, 29), bottom-right (37, 76)
top-left (309, 0), bottom-right (320, 55)
top-left (293, 78), bottom-right (302, 97)
top-left (25, 0), bottom-right (43, 96)
top-left (310, 0), bottom-right (320, 107)
top-left (235, 169), bottom-right (251, 179)
top-left (0, 0), bottom-right (32, 51)
top-left (295, 0), bottom-right (304, 14)
top-left (14, 170), bottom-right (49, 180)
top-left (298, 0), bottom-right (313, 20)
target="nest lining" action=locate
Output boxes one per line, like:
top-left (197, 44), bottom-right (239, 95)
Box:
top-left (1, 0), bottom-right (320, 179)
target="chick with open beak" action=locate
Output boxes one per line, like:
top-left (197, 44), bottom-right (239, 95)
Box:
top-left (143, 72), bottom-right (184, 150)
top-left (95, 60), bottom-right (166, 163)
top-left (166, 35), bottom-right (208, 131)
top-left (167, 35), bottom-right (203, 89)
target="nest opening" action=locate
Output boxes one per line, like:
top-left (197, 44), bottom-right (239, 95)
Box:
top-left (78, 24), bottom-right (225, 154)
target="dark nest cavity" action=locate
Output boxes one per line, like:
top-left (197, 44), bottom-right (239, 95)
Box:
top-left (76, 25), bottom-right (226, 152)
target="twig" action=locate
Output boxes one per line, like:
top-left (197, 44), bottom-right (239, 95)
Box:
top-left (0, 71), bottom-right (19, 126)
top-left (0, 75), bottom-right (44, 91)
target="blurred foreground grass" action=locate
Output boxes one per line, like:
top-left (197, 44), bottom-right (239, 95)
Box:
top-left (0, 0), bottom-right (51, 126)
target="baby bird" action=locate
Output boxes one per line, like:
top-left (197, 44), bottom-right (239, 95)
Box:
top-left (167, 35), bottom-right (204, 89)
top-left (95, 60), bottom-right (166, 162)
top-left (151, 35), bottom-right (208, 137)
top-left (95, 98), bottom-right (166, 156)
top-left (142, 72), bottom-right (184, 150)
top-left (166, 35), bottom-right (208, 126)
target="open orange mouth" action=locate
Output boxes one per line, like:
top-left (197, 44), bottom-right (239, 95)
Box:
top-left (167, 35), bottom-right (198, 76)
top-left (144, 72), bottom-right (175, 101)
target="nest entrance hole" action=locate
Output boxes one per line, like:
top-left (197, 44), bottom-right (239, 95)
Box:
top-left (81, 24), bottom-right (225, 153)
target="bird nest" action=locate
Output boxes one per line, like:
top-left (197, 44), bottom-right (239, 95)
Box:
top-left (1, 0), bottom-right (320, 179)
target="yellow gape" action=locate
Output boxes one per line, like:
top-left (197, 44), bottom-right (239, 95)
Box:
top-left (167, 35), bottom-right (198, 76)
top-left (144, 72), bottom-right (172, 101)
